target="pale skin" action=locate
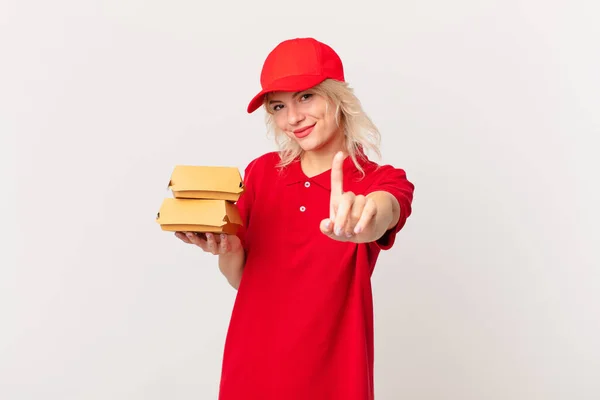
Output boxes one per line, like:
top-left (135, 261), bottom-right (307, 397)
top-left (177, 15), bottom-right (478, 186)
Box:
top-left (175, 89), bottom-right (400, 289)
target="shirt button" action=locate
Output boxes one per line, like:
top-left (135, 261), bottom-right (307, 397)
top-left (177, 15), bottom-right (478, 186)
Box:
top-left (299, 206), bottom-right (306, 212)
top-left (304, 181), bottom-right (310, 188)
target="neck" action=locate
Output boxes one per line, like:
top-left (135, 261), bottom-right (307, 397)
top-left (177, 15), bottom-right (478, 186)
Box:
top-left (300, 133), bottom-right (347, 177)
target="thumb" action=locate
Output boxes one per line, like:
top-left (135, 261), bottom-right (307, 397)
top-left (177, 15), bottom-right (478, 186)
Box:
top-left (320, 218), bottom-right (334, 235)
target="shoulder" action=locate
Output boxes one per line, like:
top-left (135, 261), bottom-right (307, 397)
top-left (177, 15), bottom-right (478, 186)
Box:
top-left (356, 157), bottom-right (415, 208)
top-left (358, 157), bottom-right (412, 188)
top-left (242, 151), bottom-right (281, 182)
top-left (246, 151), bottom-right (280, 169)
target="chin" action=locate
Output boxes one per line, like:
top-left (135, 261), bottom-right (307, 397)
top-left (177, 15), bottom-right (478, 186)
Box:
top-left (299, 141), bottom-right (328, 153)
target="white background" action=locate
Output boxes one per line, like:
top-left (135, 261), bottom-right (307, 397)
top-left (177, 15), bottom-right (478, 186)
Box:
top-left (2, 0), bottom-right (599, 399)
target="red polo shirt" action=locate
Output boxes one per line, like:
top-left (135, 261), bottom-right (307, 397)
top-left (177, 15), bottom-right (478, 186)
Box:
top-left (218, 151), bottom-right (414, 400)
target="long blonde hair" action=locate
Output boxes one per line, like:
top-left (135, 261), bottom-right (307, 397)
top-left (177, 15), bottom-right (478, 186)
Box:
top-left (262, 79), bottom-right (381, 174)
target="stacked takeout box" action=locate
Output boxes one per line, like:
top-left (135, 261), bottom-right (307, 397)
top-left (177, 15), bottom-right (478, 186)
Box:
top-left (156, 165), bottom-right (245, 235)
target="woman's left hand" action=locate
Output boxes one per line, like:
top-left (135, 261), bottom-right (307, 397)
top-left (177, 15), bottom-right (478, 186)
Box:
top-left (320, 151), bottom-right (377, 241)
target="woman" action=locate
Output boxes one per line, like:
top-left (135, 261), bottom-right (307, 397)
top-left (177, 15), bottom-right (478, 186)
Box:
top-left (176, 37), bottom-right (415, 400)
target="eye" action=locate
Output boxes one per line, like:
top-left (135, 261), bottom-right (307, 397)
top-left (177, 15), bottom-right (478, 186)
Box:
top-left (271, 104), bottom-right (283, 112)
top-left (300, 93), bottom-right (313, 101)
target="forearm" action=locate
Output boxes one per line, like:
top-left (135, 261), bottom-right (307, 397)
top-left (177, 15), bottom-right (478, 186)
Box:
top-left (218, 248), bottom-right (245, 289)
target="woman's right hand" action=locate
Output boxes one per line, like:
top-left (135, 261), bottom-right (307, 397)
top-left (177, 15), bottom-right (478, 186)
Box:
top-left (175, 231), bottom-right (242, 255)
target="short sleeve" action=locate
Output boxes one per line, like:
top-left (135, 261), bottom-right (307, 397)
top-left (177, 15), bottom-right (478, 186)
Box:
top-left (367, 165), bottom-right (415, 250)
top-left (234, 158), bottom-right (258, 251)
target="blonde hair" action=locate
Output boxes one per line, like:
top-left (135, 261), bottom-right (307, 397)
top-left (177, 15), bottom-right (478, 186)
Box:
top-left (262, 79), bottom-right (381, 174)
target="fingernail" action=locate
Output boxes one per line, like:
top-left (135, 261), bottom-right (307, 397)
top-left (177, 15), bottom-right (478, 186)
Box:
top-left (345, 232), bottom-right (353, 238)
top-left (335, 226), bottom-right (342, 236)
top-left (354, 225), bottom-right (362, 234)
top-left (220, 234), bottom-right (226, 239)
top-left (324, 220), bottom-right (331, 229)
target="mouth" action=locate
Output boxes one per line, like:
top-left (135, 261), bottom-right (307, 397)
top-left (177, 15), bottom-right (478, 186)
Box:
top-left (293, 123), bottom-right (316, 138)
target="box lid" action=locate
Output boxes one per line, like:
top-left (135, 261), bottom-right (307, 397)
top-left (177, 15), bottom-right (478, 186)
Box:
top-left (168, 165), bottom-right (244, 200)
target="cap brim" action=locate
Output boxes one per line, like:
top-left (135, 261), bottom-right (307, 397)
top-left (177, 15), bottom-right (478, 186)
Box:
top-left (246, 75), bottom-right (328, 113)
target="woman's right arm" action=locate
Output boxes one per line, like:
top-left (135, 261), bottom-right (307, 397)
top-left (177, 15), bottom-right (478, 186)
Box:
top-left (218, 250), bottom-right (245, 289)
top-left (216, 234), bottom-right (245, 289)
top-left (175, 232), bottom-right (245, 290)
top-left (174, 157), bottom-right (260, 290)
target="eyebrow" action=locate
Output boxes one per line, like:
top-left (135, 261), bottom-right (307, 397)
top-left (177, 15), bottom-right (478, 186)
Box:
top-left (268, 91), bottom-right (303, 104)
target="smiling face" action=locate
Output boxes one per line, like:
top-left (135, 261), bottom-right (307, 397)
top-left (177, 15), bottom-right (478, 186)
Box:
top-left (266, 89), bottom-right (345, 154)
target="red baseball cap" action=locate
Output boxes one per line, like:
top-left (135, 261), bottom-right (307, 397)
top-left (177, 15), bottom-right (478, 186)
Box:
top-left (246, 37), bottom-right (345, 113)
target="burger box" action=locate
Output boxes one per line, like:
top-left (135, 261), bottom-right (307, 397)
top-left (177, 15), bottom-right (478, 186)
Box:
top-left (156, 165), bottom-right (245, 234)
top-left (167, 165), bottom-right (244, 201)
top-left (156, 198), bottom-right (243, 235)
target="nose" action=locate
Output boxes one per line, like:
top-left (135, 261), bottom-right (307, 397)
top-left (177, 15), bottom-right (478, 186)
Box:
top-left (287, 104), bottom-right (305, 126)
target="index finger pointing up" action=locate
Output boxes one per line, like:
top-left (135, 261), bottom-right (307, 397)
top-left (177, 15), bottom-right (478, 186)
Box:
top-left (330, 151), bottom-right (345, 197)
